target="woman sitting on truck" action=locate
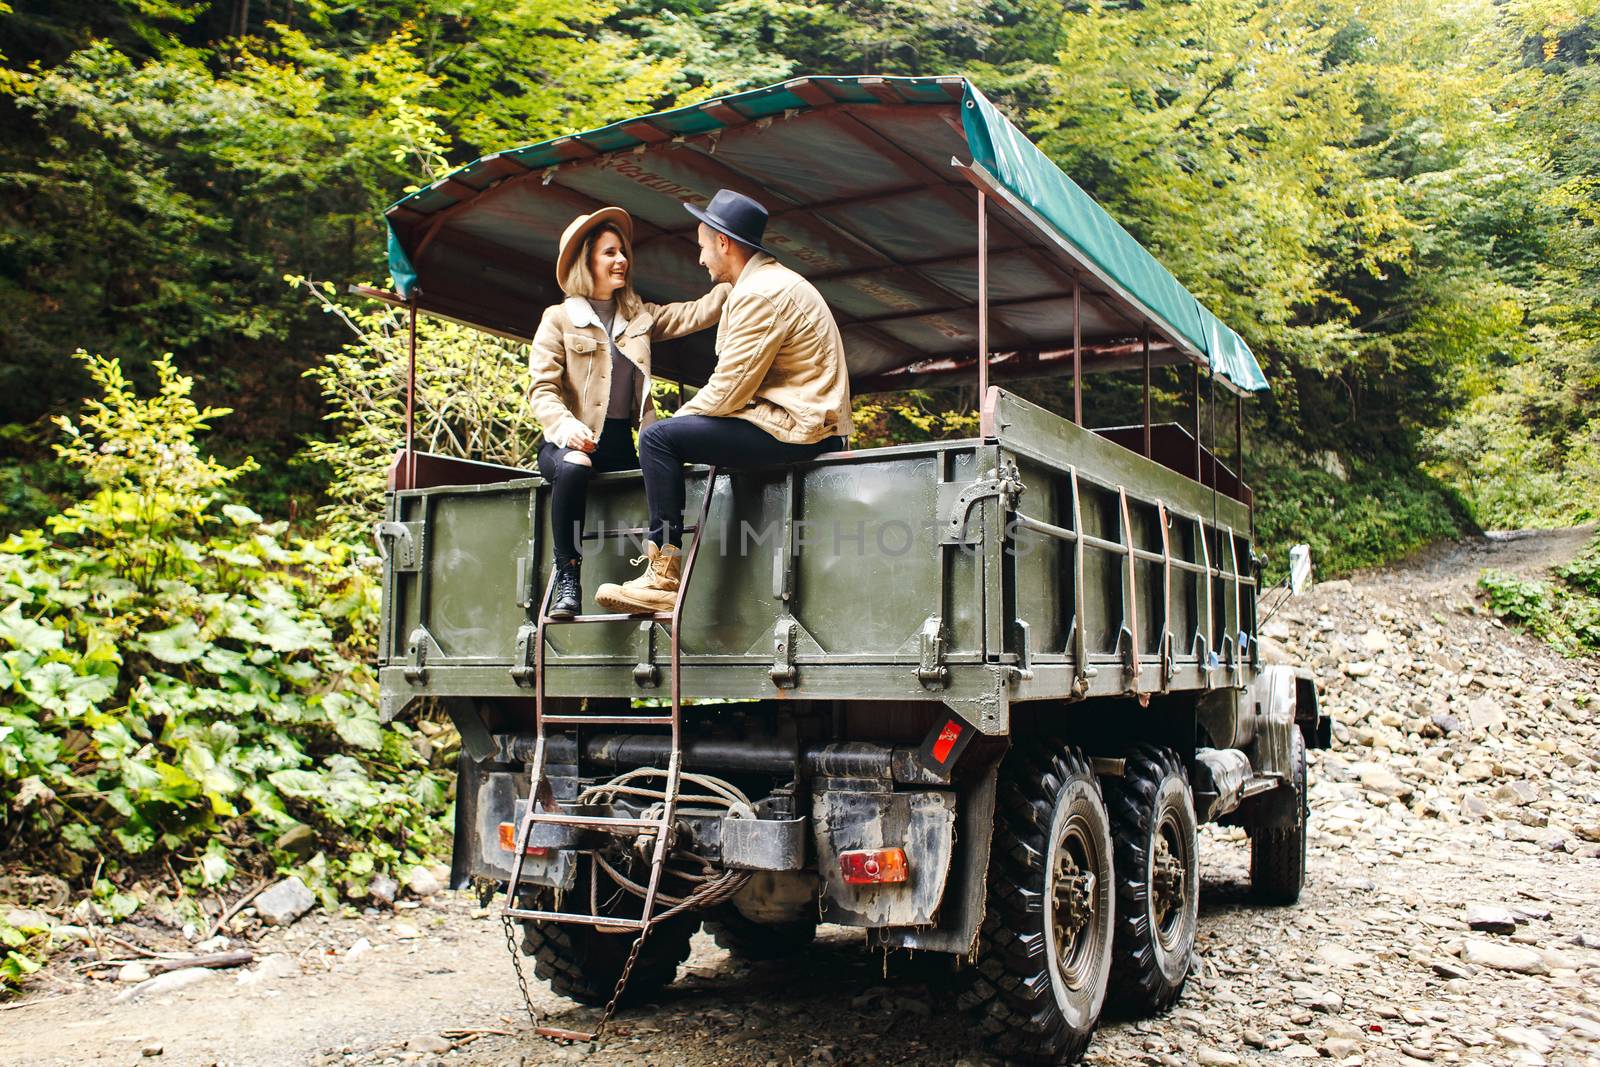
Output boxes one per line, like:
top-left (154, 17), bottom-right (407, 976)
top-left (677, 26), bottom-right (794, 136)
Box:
top-left (528, 207), bottom-right (730, 619)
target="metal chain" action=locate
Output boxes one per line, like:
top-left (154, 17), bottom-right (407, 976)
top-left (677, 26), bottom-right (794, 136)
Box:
top-left (500, 912), bottom-right (541, 1030)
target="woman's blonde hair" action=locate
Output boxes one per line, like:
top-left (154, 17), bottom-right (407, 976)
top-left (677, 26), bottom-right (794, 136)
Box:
top-left (559, 223), bottom-right (642, 319)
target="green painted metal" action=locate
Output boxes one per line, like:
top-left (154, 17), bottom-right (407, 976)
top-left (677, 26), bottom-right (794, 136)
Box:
top-left (377, 389), bottom-right (1260, 735)
top-left (382, 75), bottom-right (1267, 394)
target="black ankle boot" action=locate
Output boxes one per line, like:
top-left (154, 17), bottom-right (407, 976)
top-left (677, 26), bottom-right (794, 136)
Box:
top-left (549, 558), bottom-right (582, 619)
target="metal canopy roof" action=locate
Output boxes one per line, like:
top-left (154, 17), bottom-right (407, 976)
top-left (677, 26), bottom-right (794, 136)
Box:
top-left (383, 75), bottom-right (1268, 396)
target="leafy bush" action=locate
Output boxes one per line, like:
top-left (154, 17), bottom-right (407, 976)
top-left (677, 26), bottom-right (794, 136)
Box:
top-left (1480, 535), bottom-right (1600, 657)
top-left (0, 353), bottom-right (449, 986)
top-left (1252, 453), bottom-right (1473, 581)
top-left (293, 277), bottom-right (539, 538)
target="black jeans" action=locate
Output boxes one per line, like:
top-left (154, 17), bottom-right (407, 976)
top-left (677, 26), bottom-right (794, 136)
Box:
top-left (638, 415), bottom-right (844, 547)
top-left (537, 418), bottom-right (639, 562)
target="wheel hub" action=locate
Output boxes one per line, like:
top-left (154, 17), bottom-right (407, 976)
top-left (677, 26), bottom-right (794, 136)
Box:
top-left (1049, 820), bottom-right (1102, 989)
top-left (1151, 813), bottom-right (1189, 945)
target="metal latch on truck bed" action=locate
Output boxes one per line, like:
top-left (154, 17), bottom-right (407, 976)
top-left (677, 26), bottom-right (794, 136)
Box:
top-left (373, 520), bottom-right (424, 572)
top-left (939, 462), bottom-right (1023, 545)
top-left (916, 615), bottom-right (948, 689)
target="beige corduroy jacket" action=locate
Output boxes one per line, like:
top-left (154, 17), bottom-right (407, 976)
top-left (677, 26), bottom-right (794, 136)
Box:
top-left (526, 286), bottom-right (730, 445)
top-left (676, 254), bottom-right (854, 444)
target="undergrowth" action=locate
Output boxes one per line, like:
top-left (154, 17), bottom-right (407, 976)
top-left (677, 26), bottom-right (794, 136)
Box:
top-left (1480, 535), bottom-right (1600, 657)
top-left (0, 353), bottom-right (449, 996)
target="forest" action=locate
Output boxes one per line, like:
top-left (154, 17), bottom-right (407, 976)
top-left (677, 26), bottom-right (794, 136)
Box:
top-left (1, 0), bottom-right (1596, 990)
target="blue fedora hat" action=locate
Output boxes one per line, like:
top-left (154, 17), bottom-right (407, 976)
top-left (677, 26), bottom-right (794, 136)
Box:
top-left (685, 189), bottom-right (778, 257)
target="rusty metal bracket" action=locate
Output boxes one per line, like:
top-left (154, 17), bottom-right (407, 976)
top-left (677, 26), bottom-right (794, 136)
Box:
top-left (916, 615), bottom-right (949, 689)
top-left (940, 461), bottom-right (1023, 545)
top-left (510, 623), bottom-right (537, 687)
top-left (404, 625), bottom-right (441, 685)
top-left (770, 616), bottom-right (799, 688)
top-left (633, 619), bottom-right (659, 688)
top-left (374, 520), bottom-right (424, 572)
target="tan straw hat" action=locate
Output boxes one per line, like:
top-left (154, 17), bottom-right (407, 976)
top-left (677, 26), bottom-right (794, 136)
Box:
top-left (555, 207), bottom-right (634, 285)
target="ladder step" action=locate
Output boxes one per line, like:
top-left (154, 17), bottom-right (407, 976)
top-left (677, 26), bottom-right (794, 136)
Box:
top-left (536, 1026), bottom-right (598, 1043)
top-left (525, 812), bottom-right (669, 831)
top-left (542, 610), bottom-right (674, 625)
top-left (541, 714), bottom-right (675, 726)
top-left (504, 905), bottom-right (645, 930)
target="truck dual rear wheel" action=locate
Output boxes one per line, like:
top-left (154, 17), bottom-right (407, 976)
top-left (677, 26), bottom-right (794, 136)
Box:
top-left (705, 906), bottom-right (818, 961)
top-left (1250, 731), bottom-right (1308, 904)
top-left (960, 742), bottom-right (1114, 1064)
top-left (1104, 746), bottom-right (1198, 1016)
top-left (518, 875), bottom-right (699, 1006)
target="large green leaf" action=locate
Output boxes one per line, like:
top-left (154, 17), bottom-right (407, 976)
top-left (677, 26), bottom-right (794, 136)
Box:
top-left (0, 601), bottom-right (64, 653)
top-left (140, 620), bottom-right (210, 663)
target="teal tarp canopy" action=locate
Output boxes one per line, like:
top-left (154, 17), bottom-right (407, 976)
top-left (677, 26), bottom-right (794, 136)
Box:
top-left (384, 76), bottom-right (1268, 395)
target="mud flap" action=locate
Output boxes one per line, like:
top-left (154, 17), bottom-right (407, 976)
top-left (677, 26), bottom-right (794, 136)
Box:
top-left (814, 790), bottom-right (956, 927)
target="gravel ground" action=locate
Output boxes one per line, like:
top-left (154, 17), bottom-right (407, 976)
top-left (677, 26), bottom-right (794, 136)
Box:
top-left (3, 527), bottom-right (1598, 1067)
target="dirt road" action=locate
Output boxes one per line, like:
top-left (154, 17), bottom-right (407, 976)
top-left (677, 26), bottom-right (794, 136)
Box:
top-left (5, 528), bottom-right (1598, 1067)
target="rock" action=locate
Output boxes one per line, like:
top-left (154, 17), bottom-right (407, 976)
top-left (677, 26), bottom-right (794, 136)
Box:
top-left (1461, 794), bottom-right (1493, 818)
top-left (369, 874), bottom-right (399, 907)
top-left (1324, 1037), bottom-right (1362, 1058)
top-left (345, 937), bottom-right (372, 963)
top-left (1431, 958), bottom-right (1473, 980)
top-left (406, 1035), bottom-right (452, 1055)
top-left (1430, 712), bottom-right (1463, 736)
top-left (113, 967), bottom-right (219, 1004)
top-left (237, 953), bottom-right (299, 988)
top-left (1289, 983), bottom-right (1343, 1012)
top-left (274, 822), bottom-right (316, 858)
top-left (1497, 1026), bottom-right (1556, 1054)
top-left (404, 867), bottom-right (443, 899)
top-left (1344, 661), bottom-right (1376, 678)
top-left (1461, 939), bottom-right (1548, 975)
top-left (392, 922), bottom-right (422, 940)
top-left (1459, 762), bottom-right (1493, 783)
top-left (255, 876), bottom-right (315, 927)
top-left (1493, 780), bottom-right (1540, 806)
top-left (118, 962), bottom-right (152, 983)
top-left (1196, 1050), bottom-right (1241, 1067)
top-left (1465, 904), bottom-right (1520, 934)
top-left (3, 908), bottom-right (52, 931)
top-left (1316, 944), bottom-right (1369, 968)
top-left (1355, 763), bottom-right (1413, 800)
top-left (141, 1044), bottom-right (163, 1057)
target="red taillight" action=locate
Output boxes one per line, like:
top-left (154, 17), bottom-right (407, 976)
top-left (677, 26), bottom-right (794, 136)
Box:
top-left (839, 848), bottom-right (909, 885)
top-left (498, 821), bottom-right (549, 856)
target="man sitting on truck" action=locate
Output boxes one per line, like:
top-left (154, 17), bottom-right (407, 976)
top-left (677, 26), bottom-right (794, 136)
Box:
top-left (594, 188), bottom-right (854, 614)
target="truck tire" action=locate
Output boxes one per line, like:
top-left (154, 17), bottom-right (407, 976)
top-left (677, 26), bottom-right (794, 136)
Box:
top-left (705, 907), bottom-right (817, 961)
top-left (959, 741), bottom-right (1114, 1064)
top-left (518, 879), bottom-right (698, 1006)
top-left (1104, 746), bottom-right (1198, 1016)
top-left (1249, 731), bottom-right (1308, 905)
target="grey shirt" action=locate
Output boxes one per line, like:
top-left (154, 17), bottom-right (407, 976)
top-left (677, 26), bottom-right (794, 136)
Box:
top-left (587, 297), bottom-right (640, 421)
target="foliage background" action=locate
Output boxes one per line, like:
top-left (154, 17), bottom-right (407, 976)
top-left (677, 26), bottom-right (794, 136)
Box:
top-left (2, 0), bottom-right (1598, 989)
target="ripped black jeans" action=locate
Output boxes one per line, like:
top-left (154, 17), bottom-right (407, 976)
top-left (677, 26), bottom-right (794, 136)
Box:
top-left (536, 418), bottom-right (639, 563)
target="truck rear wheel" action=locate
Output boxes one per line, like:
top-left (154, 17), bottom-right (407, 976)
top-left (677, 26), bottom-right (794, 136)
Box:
top-left (1249, 731), bottom-right (1308, 905)
top-left (959, 742), bottom-right (1114, 1064)
top-left (1104, 746), bottom-right (1198, 1016)
top-left (518, 877), bottom-right (699, 1006)
top-left (705, 906), bottom-right (817, 961)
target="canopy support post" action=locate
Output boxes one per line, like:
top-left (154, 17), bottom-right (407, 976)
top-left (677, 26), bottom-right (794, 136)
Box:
top-left (977, 191), bottom-right (990, 432)
top-left (1235, 393), bottom-right (1244, 488)
top-left (1142, 326), bottom-right (1152, 458)
top-left (406, 301), bottom-right (418, 490)
top-left (1073, 281), bottom-right (1082, 425)
top-left (1191, 364), bottom-right (1202, 479)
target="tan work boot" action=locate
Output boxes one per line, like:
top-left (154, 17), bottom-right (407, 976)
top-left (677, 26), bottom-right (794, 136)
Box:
top-left (594, 542), bottom-right (681, 614)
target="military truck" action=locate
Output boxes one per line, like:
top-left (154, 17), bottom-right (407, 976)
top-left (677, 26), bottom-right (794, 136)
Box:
top-left (365, 75), bottom-right (1326, 1064)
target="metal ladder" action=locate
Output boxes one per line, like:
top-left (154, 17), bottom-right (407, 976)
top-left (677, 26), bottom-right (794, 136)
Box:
top-left (502, 468), bottom-right (720, 1043)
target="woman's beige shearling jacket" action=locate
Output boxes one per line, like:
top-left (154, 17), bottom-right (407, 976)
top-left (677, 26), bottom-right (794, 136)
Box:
top-left (527, 286), bottom-right (730, 446)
